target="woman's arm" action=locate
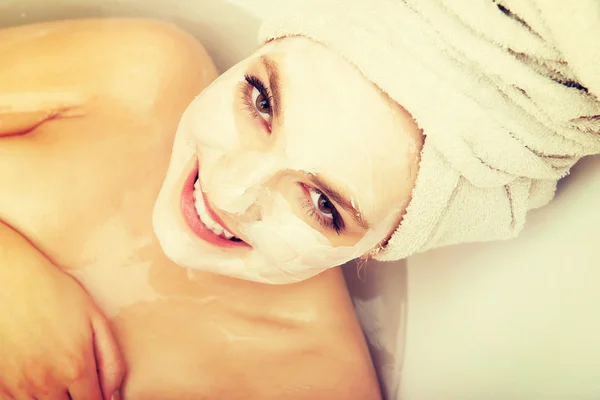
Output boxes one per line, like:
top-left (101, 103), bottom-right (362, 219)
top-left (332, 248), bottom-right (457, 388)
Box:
top-left (0, 220), bottom-right (124, 400)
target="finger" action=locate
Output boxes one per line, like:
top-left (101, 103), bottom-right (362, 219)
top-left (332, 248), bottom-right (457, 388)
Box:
top-left (0, 387), bottom-right (13, 400)
top-left (6, 391), bottom-right (35, 400)
top-left (66, 345), bottom-right (103, 400)
top-left (38, 389), bottom-right (70, 400)
top-left (91, 313), bottom-right (125, 400)
top-left (0, 382), bottom-right (10, 399)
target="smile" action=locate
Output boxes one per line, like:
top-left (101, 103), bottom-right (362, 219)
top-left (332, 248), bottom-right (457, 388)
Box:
top-left (181, 160), bottom-right (248, 248)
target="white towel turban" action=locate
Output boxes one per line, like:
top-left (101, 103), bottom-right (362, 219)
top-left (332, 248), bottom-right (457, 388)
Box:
top-left (258, 0), bottom-right (600, 261)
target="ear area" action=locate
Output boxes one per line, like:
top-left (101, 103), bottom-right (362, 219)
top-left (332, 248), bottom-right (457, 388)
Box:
top-left (0, 91), bottom-right (86, 137)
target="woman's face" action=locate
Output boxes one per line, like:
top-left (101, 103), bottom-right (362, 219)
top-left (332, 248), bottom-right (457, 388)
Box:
top-left (153, 36), bottom-right (422, 284)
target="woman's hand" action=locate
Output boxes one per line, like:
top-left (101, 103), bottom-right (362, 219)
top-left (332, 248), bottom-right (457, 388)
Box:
top-left (0, 223), bottom-right (125, 400)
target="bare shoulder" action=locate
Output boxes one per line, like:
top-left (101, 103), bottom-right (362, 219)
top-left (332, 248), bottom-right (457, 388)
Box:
top-left (0, 18), bottom-right (218, 119)
top-left (277, 269), bottom-right (383, 400)
top-left (301, 352), bottom-right (382, 400)
top-left (309, 328), bottom-right (382, 400)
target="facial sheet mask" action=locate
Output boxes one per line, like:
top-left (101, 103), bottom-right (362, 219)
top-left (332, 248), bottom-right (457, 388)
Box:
top-left (153, 37), bottom-right (410, 284)
top-left (157, 107), bottom-right (395, 283)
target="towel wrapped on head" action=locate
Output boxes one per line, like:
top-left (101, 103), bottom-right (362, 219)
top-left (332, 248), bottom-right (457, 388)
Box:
top-left (259, 0), bottom-right (600, 261)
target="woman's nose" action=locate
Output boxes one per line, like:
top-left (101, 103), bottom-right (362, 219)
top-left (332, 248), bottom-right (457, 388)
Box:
top-left (209, 151), bottom-right (279, 215)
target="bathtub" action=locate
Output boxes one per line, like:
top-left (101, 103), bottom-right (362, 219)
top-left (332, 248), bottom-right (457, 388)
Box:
top-left (2, 1), bottom-right (599, 399)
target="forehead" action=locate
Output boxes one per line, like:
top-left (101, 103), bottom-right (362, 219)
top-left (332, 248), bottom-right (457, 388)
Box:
top-left (255, 38), bottom-right (420, 221)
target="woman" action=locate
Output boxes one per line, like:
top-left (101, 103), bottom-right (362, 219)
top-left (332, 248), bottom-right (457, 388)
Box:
top-left (2, 0), bottom-right (599, 397)
top-left (0, 17), bottom-right (415, 400)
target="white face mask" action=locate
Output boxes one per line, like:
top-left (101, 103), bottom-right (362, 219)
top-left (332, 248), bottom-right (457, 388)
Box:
top-left (153, 37), bottom-right (421, 284)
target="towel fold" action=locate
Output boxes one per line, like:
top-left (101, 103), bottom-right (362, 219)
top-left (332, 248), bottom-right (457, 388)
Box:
top-left (258, 0), bottom-right (600, 261)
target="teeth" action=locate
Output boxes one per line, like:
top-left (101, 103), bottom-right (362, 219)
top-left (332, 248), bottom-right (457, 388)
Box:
top-left (192, 178), bottom-right (237, 240)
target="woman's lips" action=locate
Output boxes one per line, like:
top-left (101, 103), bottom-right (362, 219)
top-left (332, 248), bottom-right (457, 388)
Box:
top-left (181, 161), bottom-right (248, 249)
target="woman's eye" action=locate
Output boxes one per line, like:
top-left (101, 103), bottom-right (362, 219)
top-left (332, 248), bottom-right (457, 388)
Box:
top-left (301, 184), bottom-right (344, 234)
top-left (251, 86), bottom-right (272, 121)
top-left (309, 188), bottom-right (334, 220)
top-left (242, 74), bottom-right (273, 128)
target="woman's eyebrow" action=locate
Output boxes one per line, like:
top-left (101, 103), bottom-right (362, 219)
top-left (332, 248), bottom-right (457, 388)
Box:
top-left (308, 175), bottom-right (370, 230)
top-left (260, 55), bottom-right (283, 124)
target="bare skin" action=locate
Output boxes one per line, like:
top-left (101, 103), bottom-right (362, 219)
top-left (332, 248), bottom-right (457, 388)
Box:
top-left (0, 19), bottom-right (381, 400)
